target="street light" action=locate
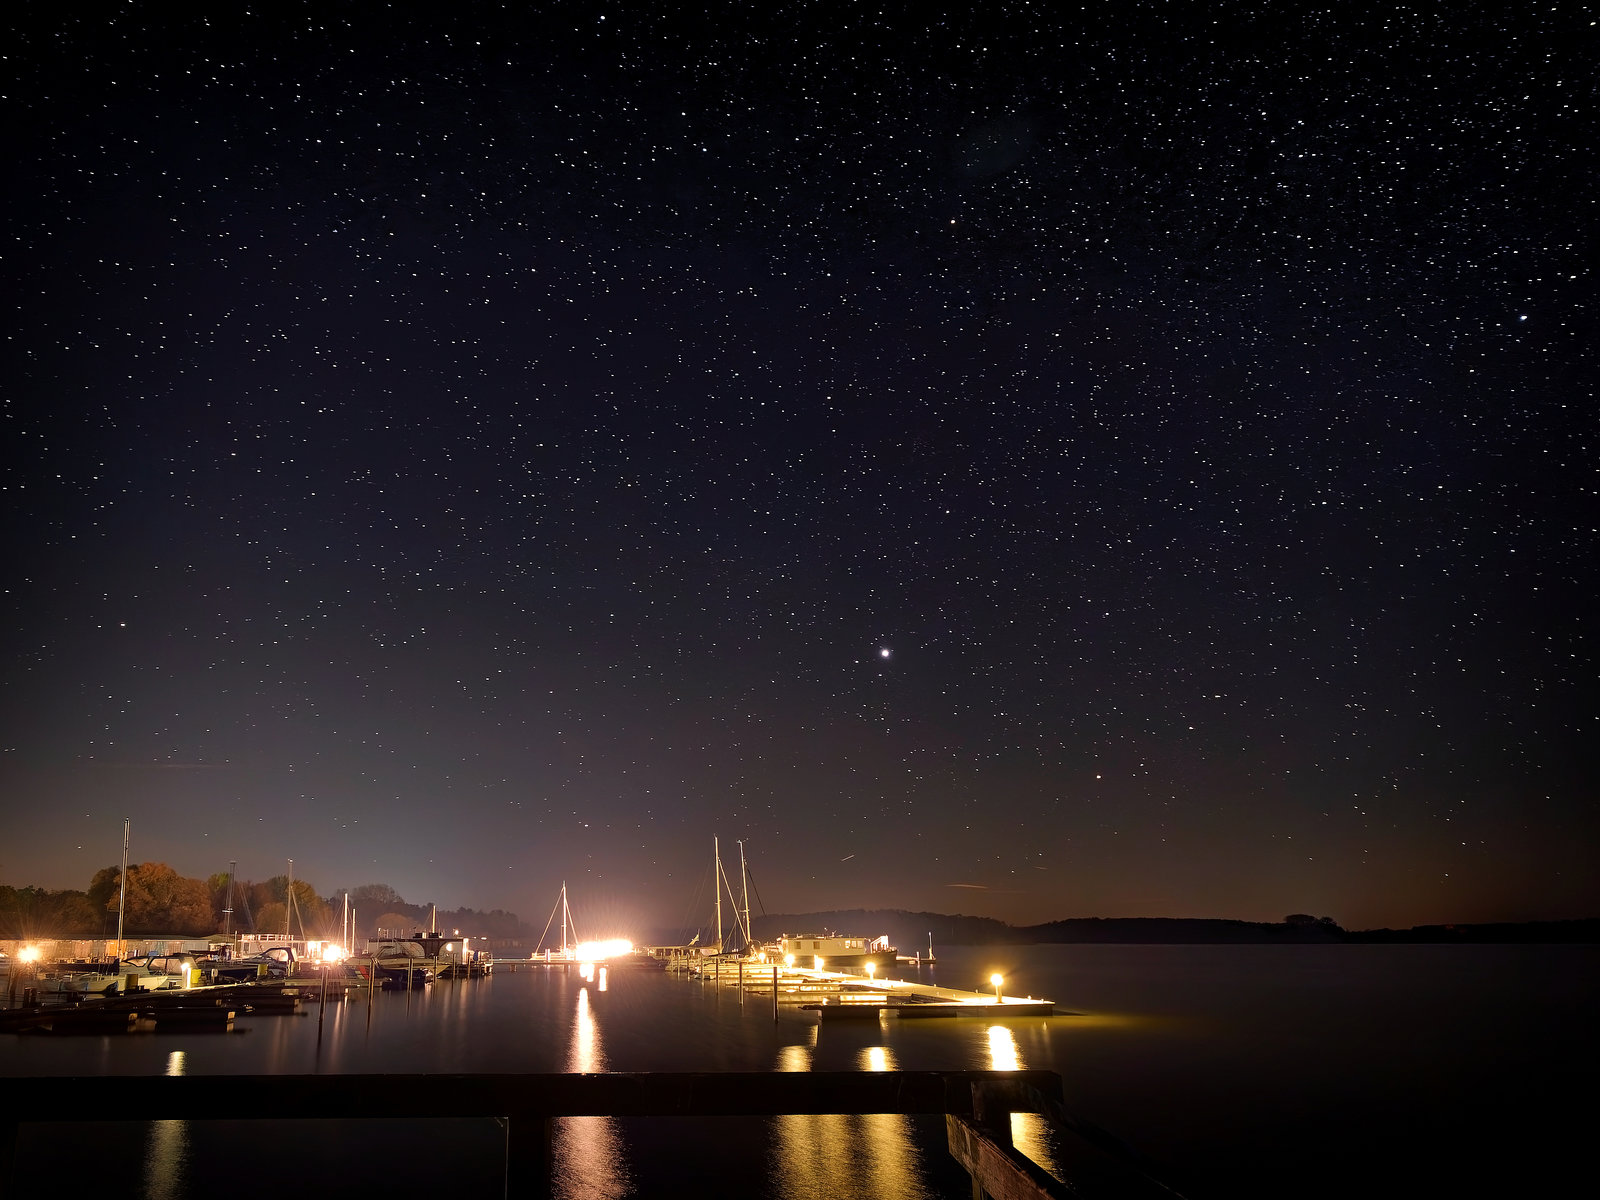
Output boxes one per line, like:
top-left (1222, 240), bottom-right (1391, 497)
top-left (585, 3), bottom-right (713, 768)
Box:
top-left (991, 973), bottom-right (1003, 1002)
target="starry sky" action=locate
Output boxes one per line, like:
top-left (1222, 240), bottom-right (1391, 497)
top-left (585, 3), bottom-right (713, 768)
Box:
top-left (4, 2), bottom-right (1595, 934)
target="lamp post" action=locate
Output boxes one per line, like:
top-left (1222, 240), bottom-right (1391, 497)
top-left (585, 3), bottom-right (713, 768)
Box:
top-left (865, 961), bottom-right (875, 985)
top-left (991, 973), bottom-right (1003, 1002)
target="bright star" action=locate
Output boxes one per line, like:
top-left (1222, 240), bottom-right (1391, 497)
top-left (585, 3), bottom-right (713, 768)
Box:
top-left (879, 647), bottom-right (892, 659)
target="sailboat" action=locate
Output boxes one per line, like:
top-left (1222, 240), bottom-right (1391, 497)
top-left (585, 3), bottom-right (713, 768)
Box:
top-left (49, 820), bottom-right (173, 996)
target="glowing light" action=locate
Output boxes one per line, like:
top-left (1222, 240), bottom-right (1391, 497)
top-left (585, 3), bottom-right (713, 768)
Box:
top-left (814, 956), bottom-right (825, 971)
top-left (784, 954), bottom-right (795, 968)
top-left (864, 962), bottom-right (875, 981)
top-left (574, 938), bottom-right (633, 961)
top-left (991, 973), bottom-right (1003, 1000)
top-left (18, 946), bottom-right (41, 963)
top-left (319, 944), bottom-right (347, 963)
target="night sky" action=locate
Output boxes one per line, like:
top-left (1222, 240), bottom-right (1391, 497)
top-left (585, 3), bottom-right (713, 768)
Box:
top-left (4, 2), bottom-right (1594, 934)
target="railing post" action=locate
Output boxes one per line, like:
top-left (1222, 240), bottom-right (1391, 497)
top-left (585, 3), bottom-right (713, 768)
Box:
top-left (504, 1111), bottom-right (553, 1199)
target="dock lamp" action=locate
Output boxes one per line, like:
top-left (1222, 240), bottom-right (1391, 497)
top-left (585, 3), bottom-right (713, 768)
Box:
top-left (991, 973), bottom-right (1003, 1002)
top-left (865, 962), bottom-right (876, 984)
top-left (784, 954), bottom-right (795, 969)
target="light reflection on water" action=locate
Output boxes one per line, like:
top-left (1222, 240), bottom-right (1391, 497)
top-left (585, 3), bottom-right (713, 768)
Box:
top-left (554, 983), bottom-right (630, 1200)
top-left (143, 1050), bottom-right (188, 1200)
top-left (769, 1039), bottom-right (932, 1200)
top-left (986, 1024), bottom-right (1057, 1178)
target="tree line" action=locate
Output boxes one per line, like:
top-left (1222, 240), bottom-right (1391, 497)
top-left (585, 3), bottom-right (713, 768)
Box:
top-left (0, 868), bottom-right (529, 941)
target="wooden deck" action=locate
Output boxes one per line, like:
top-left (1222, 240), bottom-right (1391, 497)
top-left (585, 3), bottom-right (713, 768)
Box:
top-left (682, 957), bottom-right (1061, 1018)
top-left (1, 1071), bottom-right (1185, 1199)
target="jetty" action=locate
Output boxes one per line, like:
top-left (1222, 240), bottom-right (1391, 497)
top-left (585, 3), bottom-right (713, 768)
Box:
top-left (1, 1070), bottom-right (1184, 1199)
top-left (667, 957), bottom-right (1057, 1019)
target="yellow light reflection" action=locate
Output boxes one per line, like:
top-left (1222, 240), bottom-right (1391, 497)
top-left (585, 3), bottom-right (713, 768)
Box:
top-left (983, 1027), bottom-right (1058, 1177)
top-left (772, 1042), bottom-right (928, 1198)
top-left (555, 987), bottom-right (630, 1199)
top-left (144, 1051), bottom-right (188, 1200)
top-left (987, 1025), bottom-right (1021, 1071)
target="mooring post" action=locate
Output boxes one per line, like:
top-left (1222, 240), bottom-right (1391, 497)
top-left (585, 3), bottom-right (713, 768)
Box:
top-left (504, 1111), bottom-right (553, 1199)
top-left (972, 1079), bottom-right (1015, 1148)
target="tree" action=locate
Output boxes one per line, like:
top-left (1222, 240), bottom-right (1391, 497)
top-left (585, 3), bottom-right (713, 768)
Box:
top-left (256, 902), bottom-right (287, 935)
top-left (117, 863), bottom-right (216, 934)
top-left (351, 883), bottom-right (406, 912)
top-left (374, 912), bottom-right (415, 937)
top-left (87, 866), bottom-right (121, 914)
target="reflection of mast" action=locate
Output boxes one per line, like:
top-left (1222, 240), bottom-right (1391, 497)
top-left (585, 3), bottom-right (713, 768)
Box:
top-left (116, 818), bottom-right (130, 958)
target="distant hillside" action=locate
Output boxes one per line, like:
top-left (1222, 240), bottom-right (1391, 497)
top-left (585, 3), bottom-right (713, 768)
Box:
top-left (1019, 916), bottom-right (1346, 943)
top-left (743, 910), bottom-right (1600, 947)
top-left (750, 910), bottom-right (1012, 950)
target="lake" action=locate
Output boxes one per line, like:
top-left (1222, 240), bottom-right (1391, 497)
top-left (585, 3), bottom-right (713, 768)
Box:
top-left (5, 942), bottom-right (1594, 1198)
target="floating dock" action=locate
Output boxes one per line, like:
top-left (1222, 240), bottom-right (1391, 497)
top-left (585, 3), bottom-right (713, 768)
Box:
top-left (673, 958), bottom-right (1057, 1018)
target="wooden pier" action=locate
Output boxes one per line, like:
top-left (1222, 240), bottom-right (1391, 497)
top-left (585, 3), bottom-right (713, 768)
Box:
top-left (676, 957), bottom-right (1059, 1018)
top-left (0, 1071), bottom-right (1184, 1199)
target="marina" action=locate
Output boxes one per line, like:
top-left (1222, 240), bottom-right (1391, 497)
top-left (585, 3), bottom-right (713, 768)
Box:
top-left (1, 941), bottom-right (1591, 1198)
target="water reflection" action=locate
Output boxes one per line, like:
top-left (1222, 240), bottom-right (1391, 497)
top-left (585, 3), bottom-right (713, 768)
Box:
top-left (143, 1050), bottom-right (188, 1200)
top-left (769, 1042), bottom-right (930, 1199)
top-left (554, 983), bottom-right (630, 1199)
top-left (985, 1024), bottom-right (1057, 1177)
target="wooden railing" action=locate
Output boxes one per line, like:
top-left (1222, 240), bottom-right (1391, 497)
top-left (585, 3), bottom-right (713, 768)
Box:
top-left (2, 1070), bottom-right (1184, 1198)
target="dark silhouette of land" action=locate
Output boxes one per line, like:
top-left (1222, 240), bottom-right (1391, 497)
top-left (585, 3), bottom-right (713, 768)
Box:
top-left (730, 910), bottom-right (1600, 948)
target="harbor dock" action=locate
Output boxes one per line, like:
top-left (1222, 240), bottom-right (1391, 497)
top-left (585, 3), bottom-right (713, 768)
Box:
top-left (666, 956), bottom-right (1057, 1018)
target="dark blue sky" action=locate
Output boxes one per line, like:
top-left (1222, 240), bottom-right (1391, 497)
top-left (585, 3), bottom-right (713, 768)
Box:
top-left (4, 2), bottom-right (1594, 932)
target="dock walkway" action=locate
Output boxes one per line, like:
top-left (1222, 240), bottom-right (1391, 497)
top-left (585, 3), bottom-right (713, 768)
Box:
top-left (675, 957), bottom-right (1058, 1018)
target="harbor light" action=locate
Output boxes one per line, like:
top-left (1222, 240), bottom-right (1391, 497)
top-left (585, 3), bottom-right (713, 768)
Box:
top-left (991, 973), bottom-right (1003, 1001)
top-left (574, 938), bottom-right (633, 961)
top-left (865, 962), bottom-right (875, 982)
top-left (18, 946), bottom-right (41, 964)
top-left (814, 957), bottom-right (825, 972)
top-left (784, 954), bottom-right (795, 968)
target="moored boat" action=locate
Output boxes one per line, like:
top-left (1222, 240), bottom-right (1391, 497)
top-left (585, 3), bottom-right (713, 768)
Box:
top-left (776, 932), bottom-right (898, 973)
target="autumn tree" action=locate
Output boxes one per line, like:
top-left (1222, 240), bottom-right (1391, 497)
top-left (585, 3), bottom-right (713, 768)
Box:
top-left (121, 863), bottom-right (214, 934)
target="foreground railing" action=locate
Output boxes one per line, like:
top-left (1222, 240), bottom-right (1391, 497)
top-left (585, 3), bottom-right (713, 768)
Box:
top-left (1, 1070), bottom-right (1183, 1198)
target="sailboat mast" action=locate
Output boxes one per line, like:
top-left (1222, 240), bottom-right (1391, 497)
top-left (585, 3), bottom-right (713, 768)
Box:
top-left (714, 837), bottom-right (723, 951)
top-left (285, 859), bottom-right (294, 938)
top-left (738, 839), bottom-right (751, 948)
top-left (561, 881), bottom-right (569, 955)
top-left (223, 861), bottom-right (236, 938)
top-left (115, 818), bottom-right (129, 959)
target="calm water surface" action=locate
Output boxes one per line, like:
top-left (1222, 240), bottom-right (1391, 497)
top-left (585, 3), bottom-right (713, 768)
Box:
top-left (6, 943), bottom-right (1593, 1198)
